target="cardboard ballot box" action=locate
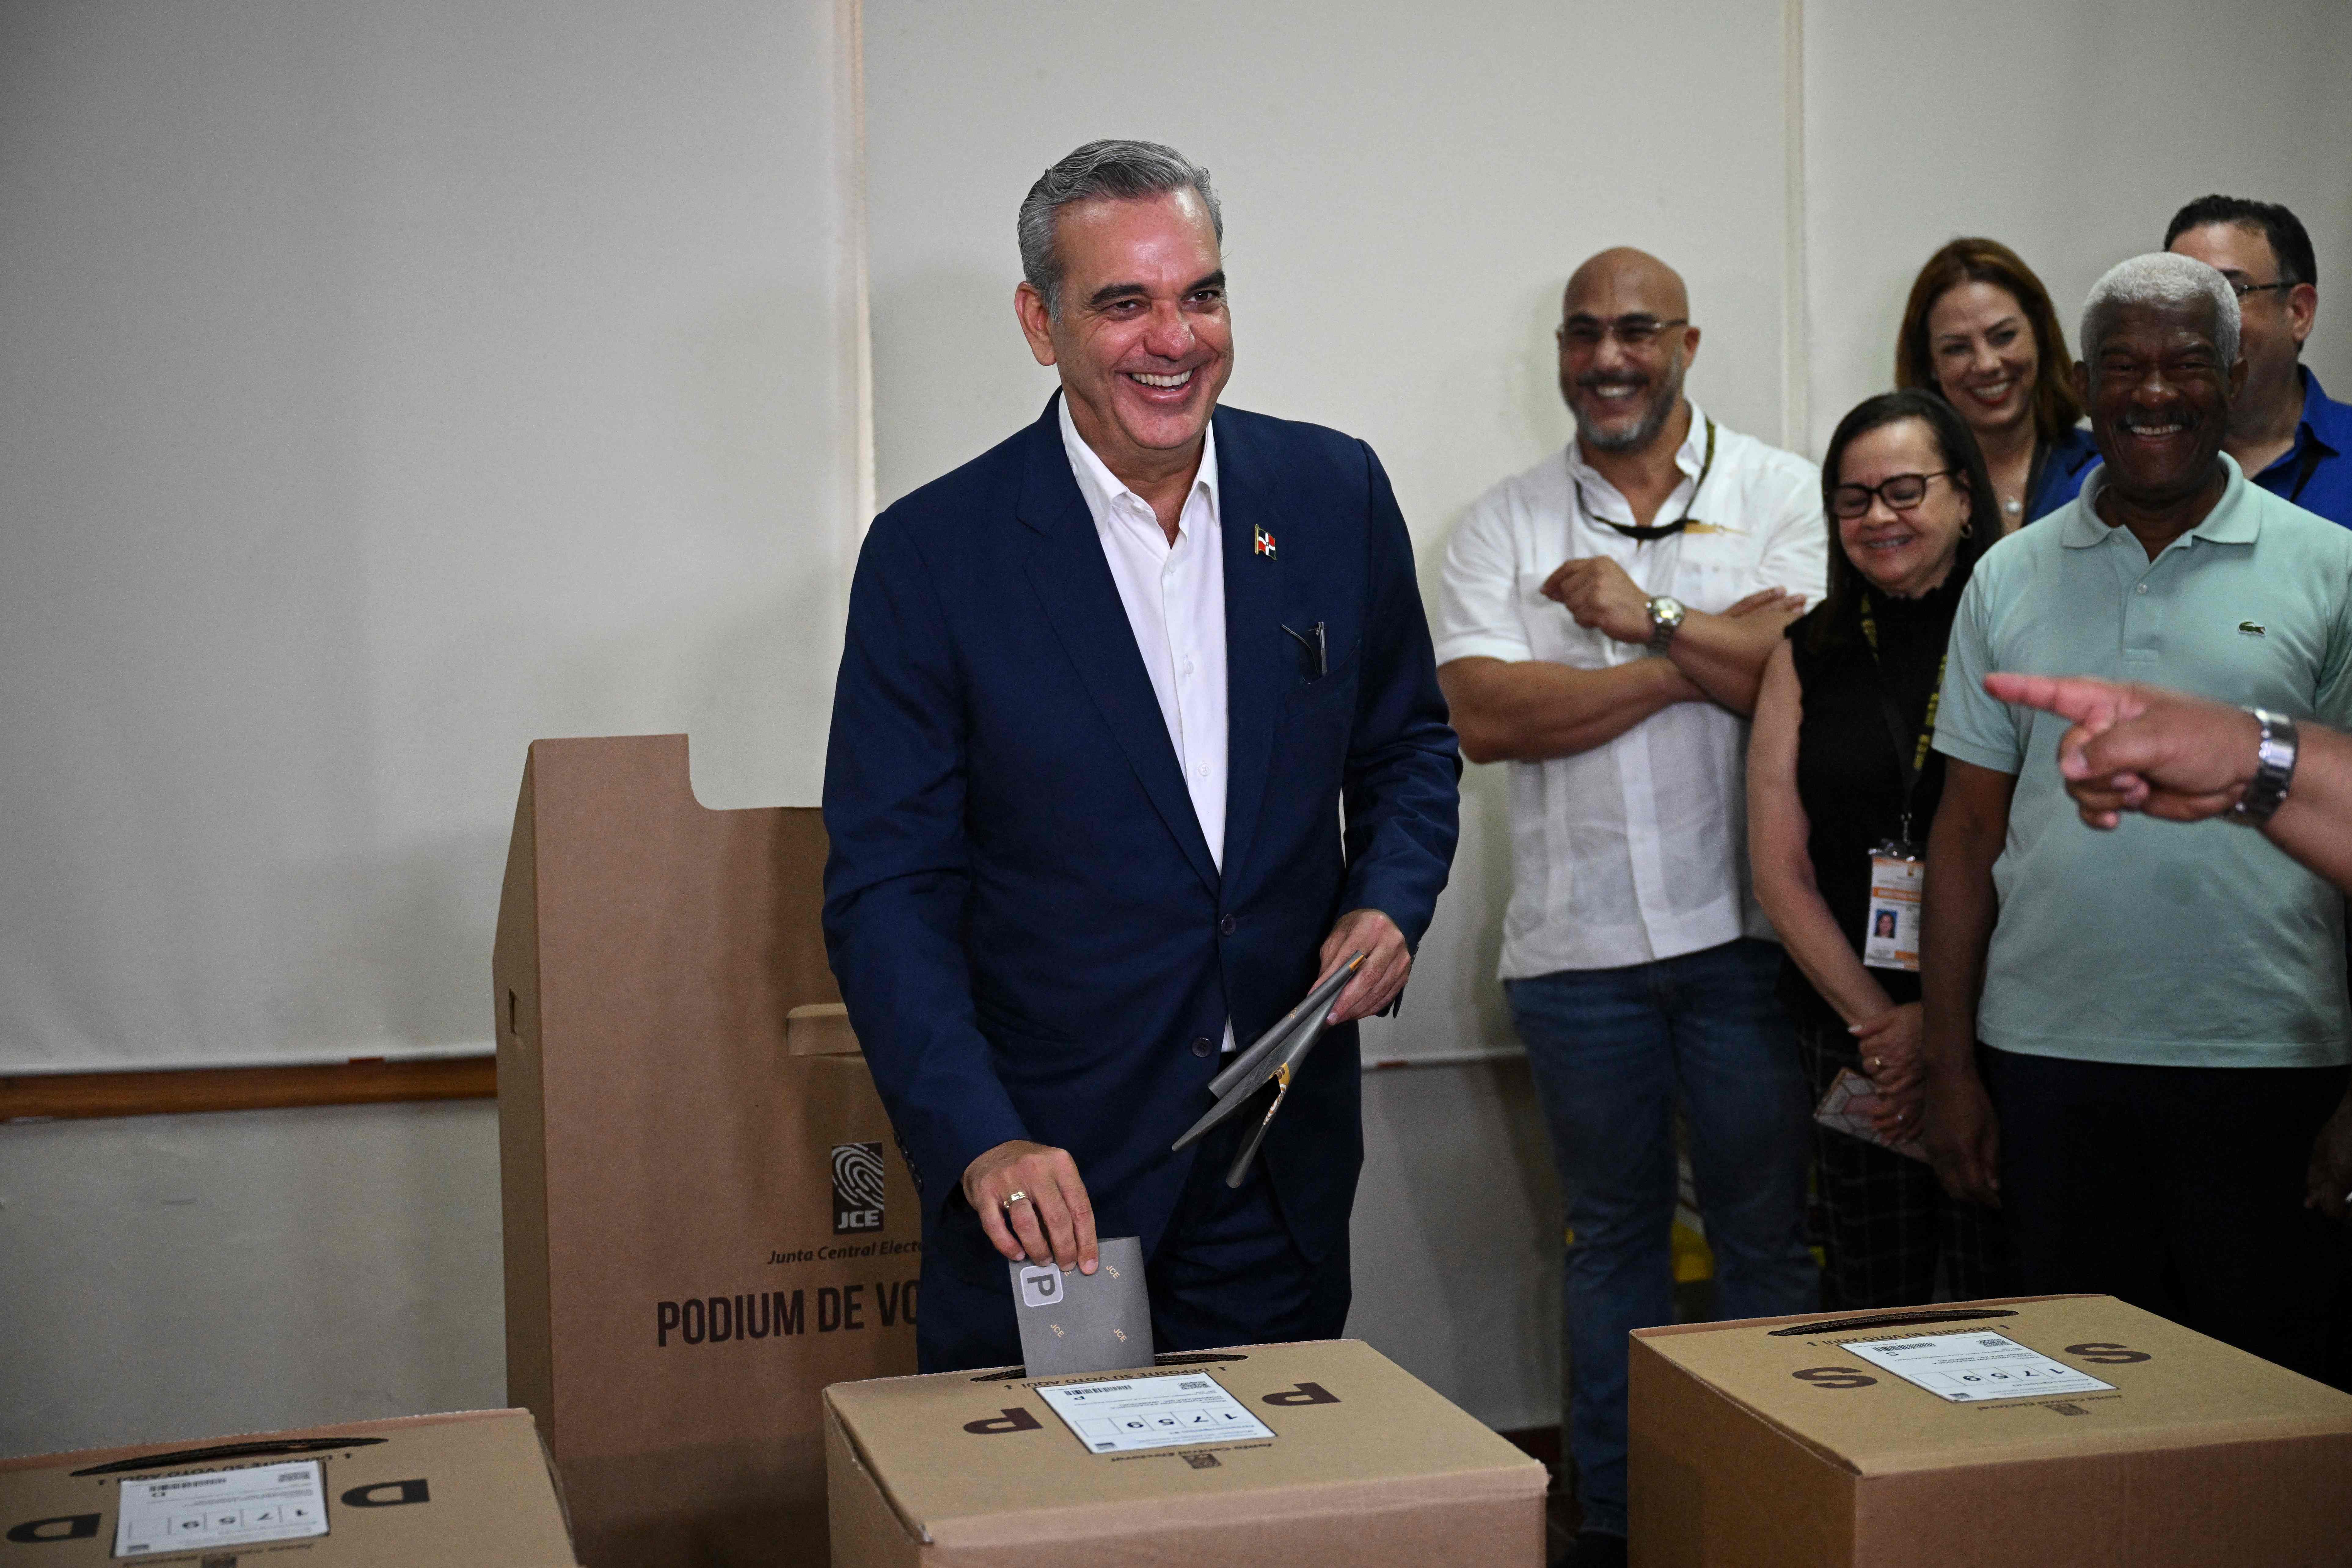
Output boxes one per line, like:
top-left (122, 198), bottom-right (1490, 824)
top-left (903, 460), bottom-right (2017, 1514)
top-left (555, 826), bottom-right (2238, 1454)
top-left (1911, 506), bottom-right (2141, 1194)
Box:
top-left (494, 736), bottom-right (920, 1567)
top-left (0, 1409), bottom-right (575, 1567)
top-left (824, 1338), bottom-right (1548, 1567)
top-left (1629, 1294), bottom-right (2352, 1568)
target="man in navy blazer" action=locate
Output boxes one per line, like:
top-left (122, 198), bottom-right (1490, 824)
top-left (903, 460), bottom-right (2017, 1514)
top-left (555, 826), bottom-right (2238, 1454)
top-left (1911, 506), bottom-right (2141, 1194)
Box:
top-left (822, 140), bottom-right (1460, 1371)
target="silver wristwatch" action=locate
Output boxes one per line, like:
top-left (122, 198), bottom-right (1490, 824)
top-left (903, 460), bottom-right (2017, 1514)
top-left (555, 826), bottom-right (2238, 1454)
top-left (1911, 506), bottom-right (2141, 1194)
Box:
top-left (2227, 707), bottom-right (2297, 825)
top-left (1645, 595), bottom-right (1686, 657)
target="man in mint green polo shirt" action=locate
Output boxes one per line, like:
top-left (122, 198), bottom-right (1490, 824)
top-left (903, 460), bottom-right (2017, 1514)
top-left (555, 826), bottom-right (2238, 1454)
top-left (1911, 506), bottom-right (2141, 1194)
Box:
top-left (1919, 253), bottom-right (2352, 1383)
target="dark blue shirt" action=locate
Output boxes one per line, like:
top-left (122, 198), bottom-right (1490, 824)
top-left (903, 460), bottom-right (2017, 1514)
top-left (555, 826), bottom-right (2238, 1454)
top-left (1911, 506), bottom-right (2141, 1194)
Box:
top-left (2025, 424), bottom-right (2100, 522)
top-left (2249, 367), bottom-right (2352, 528)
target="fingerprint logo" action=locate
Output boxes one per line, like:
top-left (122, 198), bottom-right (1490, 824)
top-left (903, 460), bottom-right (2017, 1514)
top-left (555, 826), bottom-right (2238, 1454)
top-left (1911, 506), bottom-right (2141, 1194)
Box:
top-left (832, 1142), bottom-right (887, 1234)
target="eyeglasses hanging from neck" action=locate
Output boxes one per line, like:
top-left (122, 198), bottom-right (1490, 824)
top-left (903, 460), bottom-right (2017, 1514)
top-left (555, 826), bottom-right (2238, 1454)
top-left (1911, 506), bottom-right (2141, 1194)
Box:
top-left (1574, 415), bottom-right (1716, 542)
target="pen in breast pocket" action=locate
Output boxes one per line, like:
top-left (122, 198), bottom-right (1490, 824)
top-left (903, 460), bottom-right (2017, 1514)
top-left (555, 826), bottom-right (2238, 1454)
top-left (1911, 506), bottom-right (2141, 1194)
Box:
top-left (1281, 621), bottom-right (1327, 678)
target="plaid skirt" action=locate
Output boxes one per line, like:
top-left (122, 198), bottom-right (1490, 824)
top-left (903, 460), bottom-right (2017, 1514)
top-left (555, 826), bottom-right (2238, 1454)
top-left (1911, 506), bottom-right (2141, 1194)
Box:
top-left (1789, 992), bottom-right (2014, 1309)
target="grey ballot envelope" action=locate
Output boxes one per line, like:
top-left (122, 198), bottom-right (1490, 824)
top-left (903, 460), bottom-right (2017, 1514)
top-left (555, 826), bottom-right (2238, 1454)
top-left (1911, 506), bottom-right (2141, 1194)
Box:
top-left (1007, 1236), bottom-right (1154, 1376)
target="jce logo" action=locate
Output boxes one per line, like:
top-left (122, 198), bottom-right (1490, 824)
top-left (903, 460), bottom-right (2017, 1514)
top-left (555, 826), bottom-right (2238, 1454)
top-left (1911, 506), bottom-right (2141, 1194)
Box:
top-left (832, 1142), bottom-right (887, 1234)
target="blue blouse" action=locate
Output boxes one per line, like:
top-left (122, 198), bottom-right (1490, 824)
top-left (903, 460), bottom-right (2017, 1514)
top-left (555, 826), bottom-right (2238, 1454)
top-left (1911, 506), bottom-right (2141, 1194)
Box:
top-left (2024, 424), bottom-right (2100, 522)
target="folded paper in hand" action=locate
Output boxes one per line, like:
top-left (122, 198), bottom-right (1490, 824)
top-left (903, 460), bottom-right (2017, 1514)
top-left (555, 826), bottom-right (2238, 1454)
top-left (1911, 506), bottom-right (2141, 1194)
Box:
top-left (1813, 1067), bottom-right (1928, 1163)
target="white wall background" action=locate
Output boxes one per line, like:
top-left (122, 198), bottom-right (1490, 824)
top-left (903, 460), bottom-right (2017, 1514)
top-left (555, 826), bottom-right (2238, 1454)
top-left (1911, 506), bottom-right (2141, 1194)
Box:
top-left (6, 0), bottom-right (2348, 1462)
top-left (0, 1103), bottom-right (503, 1448)
top-left (1, 0), bottom-right (862, 1451)
top-left (0, 0), bottom-right (861, 1078)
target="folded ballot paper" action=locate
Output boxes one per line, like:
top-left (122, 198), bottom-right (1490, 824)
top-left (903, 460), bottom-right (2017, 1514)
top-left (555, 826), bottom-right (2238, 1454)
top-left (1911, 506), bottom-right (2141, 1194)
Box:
top-left (1813, 1067), bottom-right (1928, 1162)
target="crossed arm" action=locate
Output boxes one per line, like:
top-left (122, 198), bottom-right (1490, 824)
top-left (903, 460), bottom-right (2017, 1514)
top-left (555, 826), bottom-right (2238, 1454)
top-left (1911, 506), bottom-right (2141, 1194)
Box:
top-left (1440, 571), bottom-right (1803, 765)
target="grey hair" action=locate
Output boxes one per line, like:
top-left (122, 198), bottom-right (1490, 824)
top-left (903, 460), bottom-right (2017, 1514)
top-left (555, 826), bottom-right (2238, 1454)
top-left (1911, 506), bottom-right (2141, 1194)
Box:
top-left (2079, 252), bottom-right (2241, 367)
top-left (1018, 140), bottom-right (1222, 319)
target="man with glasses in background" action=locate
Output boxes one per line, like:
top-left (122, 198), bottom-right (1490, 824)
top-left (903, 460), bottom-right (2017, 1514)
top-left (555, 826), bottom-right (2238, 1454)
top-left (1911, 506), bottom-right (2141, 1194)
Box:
top-left (1436, 247), bottom-right (1825, 1568)
top-left (2167, 196), bottom-right (2352, 526)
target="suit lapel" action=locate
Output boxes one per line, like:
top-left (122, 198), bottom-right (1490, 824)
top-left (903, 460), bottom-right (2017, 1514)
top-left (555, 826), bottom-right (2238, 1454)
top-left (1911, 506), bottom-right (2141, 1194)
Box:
top-left (1016, 396), bottom-right (1221, 896)
top-left (1215, 408), bottom-right (1285, 889)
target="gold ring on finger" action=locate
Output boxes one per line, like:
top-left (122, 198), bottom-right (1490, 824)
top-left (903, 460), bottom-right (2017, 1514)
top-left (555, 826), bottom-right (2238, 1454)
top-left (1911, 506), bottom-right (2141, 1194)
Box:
top-left (1000, 1190), bottom-right (1029, 1210)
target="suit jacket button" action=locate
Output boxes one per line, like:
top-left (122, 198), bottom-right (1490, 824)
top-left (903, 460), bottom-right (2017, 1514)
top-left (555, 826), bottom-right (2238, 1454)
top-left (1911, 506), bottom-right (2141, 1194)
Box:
top-left (1191, 1037), bottom-right (1214, 1057)
top-left (1218, 915), bottom-right (1237, 936)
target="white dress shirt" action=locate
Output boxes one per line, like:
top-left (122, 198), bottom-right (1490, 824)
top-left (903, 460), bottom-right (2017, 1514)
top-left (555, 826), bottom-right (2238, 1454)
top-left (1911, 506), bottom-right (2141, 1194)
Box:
top-left (1434, 401), bottom-right (1828, 978)
top-left (1058, 398), bottom-right (1238, 1048)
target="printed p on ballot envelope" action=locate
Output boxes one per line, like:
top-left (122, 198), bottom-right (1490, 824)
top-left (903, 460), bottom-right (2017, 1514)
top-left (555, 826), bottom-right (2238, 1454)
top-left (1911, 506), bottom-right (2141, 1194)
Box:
top-left (1009, 1236), bottom-right (1153, 1377)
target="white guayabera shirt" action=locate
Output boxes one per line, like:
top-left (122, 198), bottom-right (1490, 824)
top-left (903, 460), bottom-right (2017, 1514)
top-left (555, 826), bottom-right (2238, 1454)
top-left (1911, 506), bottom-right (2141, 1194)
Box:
top-left (1436, 401), bottom-right (1828, 978)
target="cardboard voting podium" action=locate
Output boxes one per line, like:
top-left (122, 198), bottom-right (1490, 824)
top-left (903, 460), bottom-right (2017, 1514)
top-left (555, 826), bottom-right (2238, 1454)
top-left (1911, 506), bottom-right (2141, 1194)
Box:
top-left (494, 736), bottom-right (919, 1567)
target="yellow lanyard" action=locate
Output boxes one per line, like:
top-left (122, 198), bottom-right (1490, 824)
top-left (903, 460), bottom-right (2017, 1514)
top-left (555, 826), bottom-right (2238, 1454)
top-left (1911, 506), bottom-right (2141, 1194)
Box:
top-left (1857, 596), bottom-right (1942, 844)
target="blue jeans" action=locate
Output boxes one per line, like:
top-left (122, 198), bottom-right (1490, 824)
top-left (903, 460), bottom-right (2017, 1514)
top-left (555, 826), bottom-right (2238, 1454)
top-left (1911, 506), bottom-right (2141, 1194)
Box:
top-left (1507, 938), bottom-right (1817, 1537)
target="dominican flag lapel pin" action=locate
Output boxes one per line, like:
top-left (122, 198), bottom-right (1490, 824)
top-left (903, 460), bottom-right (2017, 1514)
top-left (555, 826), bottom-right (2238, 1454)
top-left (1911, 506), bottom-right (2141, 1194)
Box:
top-left (1254, 526), bottom-right (1277, 558)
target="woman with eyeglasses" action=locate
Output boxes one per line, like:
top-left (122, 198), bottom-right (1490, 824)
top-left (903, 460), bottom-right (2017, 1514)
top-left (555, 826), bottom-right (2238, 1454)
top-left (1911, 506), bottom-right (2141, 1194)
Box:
top-left (1746, 391), bottom-right (2010, 1308)
top-left (1897, 238), bottom-right (2095, 532)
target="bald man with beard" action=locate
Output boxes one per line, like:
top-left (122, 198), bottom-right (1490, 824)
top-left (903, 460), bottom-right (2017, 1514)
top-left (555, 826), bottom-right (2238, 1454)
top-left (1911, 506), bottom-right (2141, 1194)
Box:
top-left (1435, 248), bottom-right (1826, 1567)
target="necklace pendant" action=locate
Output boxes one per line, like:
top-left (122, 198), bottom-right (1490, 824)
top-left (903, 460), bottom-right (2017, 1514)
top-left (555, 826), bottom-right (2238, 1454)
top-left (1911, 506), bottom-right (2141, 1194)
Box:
top-left (2002, 497), bottom-right (2023, 516)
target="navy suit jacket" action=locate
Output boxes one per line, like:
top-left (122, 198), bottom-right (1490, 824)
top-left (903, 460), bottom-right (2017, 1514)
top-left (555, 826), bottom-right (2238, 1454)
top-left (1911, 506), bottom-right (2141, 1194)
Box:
top-left (821, 395), bottom-right (1459, 1282)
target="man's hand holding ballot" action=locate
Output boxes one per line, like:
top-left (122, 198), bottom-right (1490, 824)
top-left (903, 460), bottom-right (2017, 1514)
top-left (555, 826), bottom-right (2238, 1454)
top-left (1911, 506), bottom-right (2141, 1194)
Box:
top-left (964, 1140), bottom-right (1100, 1276)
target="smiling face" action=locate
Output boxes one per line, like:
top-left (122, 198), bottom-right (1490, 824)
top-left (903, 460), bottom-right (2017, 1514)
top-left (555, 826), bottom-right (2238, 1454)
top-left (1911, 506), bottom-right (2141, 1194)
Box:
top-left (1557, 248), bottom-right (1698, 456)
top-left (2080, 299), bottom-right (2241, 509)
top-left (1833, 417), bottom-right (1971, 598)
top-left (2168, 221), bottom-right (2315, 416)
top-left (1925, 280), bottom-right (2039, 440)
top-left (1013, 188), bottom-right (1231, 483)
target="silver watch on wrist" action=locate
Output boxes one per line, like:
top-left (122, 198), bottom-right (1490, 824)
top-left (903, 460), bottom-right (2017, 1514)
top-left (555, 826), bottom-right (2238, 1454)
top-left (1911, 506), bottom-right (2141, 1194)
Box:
top-left (1645, 595), bottom-right (1686, 657)
top-left (2227, 707), bottom-right (2297, 825)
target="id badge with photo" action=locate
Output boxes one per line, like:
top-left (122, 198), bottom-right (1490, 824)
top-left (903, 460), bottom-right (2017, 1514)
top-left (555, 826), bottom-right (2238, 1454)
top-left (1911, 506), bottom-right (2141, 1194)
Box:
top-left (1863, 844), bottom-right (1923, 972)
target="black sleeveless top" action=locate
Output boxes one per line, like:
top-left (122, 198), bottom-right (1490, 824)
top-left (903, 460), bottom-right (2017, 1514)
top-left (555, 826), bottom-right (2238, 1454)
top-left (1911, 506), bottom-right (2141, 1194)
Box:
top-left (1780, 577), bottom-right (1963, 1023)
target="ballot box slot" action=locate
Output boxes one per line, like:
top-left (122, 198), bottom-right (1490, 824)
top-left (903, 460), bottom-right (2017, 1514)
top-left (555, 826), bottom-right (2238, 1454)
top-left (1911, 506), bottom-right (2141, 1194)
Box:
top-left (1766, 1307), bottom-right (2017, 1337)
top-left (969, 1350), bottom-right (1250, 1383)
top-left (71, 1437), bottom-right (387, 1477)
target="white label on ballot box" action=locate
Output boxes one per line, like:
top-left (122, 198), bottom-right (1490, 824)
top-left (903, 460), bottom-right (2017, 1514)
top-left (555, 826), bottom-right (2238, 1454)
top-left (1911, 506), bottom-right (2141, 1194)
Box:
top-left (1037, 1373), bottom-right (1276, 1453)
top-left (115, 1458), bottom-right (330, 1556)
top-left (1843, 1331), bottom-right (2115, 1403)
